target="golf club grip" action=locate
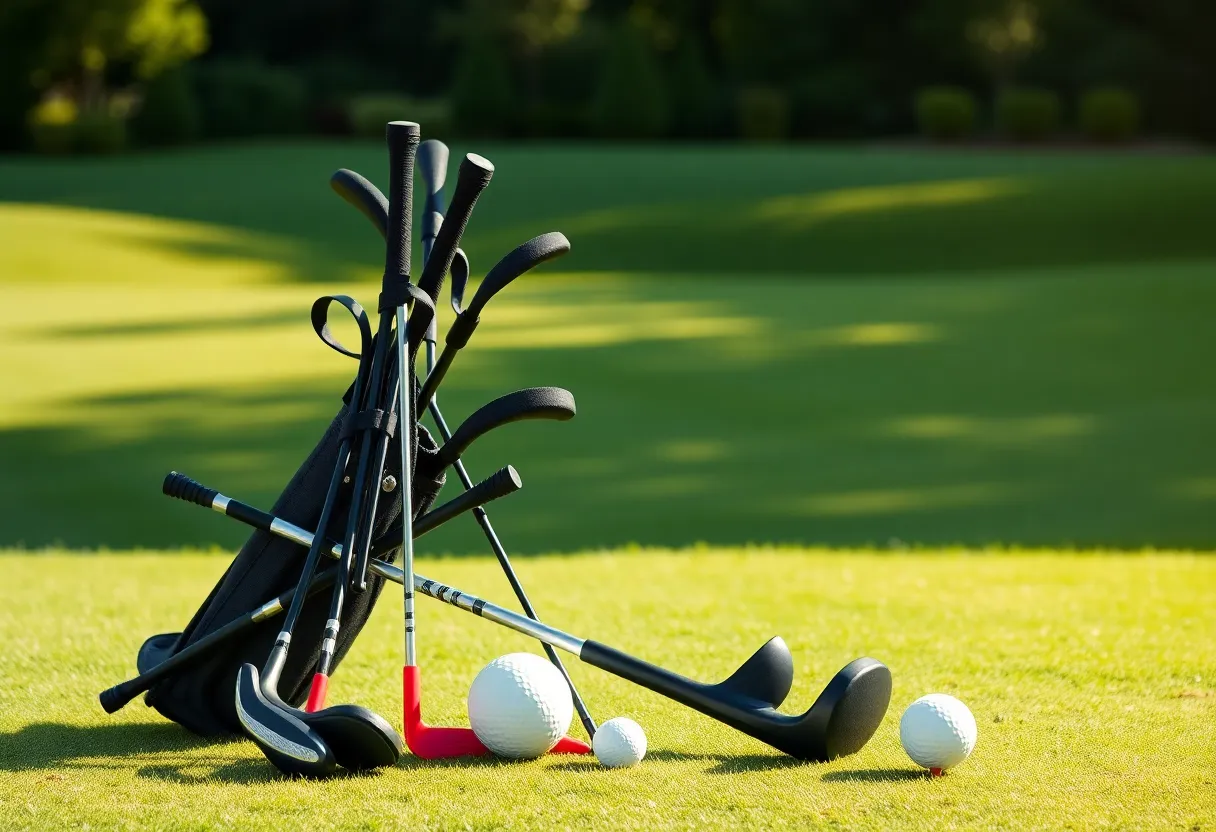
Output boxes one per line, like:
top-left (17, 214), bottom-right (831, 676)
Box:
top-left (329, 169), bottom-right (388, 237)
top-left (384, 121), bottom-right (420, 286)
top-left (418, 154), bottom-right (494, 303)
top-left (435, 387), bottom-right (576, 469)
top-left (163, 471), bottom-right (280, 534)
top-left (163, 470), bottom-right (216, 507)
top-left (464, 232), bottom-right (571, 322)
top-left (99, 569), bottom-right (338, 713)
top-left (413, 465), bottom-right (521, 537)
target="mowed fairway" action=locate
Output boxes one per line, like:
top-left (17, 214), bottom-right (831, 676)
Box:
top-left (0, 145), bottom-right (1214, 829)
top-left (0, 550), bottom-right (1212, 830)
top-left (1, 144), bottom-right (1215, 551)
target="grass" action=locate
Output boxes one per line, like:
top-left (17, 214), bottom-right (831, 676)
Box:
top-left (0, 548), bottom-right (1212, 830)
top-left (1, 144), bottom-right (1216, 551)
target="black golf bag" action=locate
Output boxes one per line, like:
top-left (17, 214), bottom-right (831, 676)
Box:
top-left (139, 381), bottom-right (445, 737)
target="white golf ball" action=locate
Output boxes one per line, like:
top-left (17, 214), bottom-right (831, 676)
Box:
top-left (592, 717), bottom-right (647, 768)
top-left (467, 653), bottom-right (573, 759)
top-left (899, 693), bottom-right (977, 771)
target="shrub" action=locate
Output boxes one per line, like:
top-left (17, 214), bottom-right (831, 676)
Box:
top-left (192, 60), bottom-right (306, 138)
top-left (131, 68), bottom-right (199, 146)
top-left (1079, 87), bottom-right (1141, 143)
top-left (590, 24), bottom-right (668, 139)
top-left (27, 93), bottom-right (77, 154)
top-left (996, 87), bottom-right (1062, 141)
top-left (914, 86), bottom-right (977, 141)
top-left (668, 38), bottom-right (720, 138)
top-left (450, 35), bottom-right (514, 139)
top-left (736, 87), bottom-right (790, 142)
top-left (349, 95), bottom-right (452, 140)
top-left (72, 111), bottom-right (128, 154)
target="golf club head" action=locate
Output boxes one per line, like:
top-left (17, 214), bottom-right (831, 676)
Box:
top-left (435, 387), bottom-right (576, 469)
top-left (464, 233), bottom-right (570, 320)
top-left (301, 704), bottom-right (403, 771)
top-left (330, 168), bottom-right (388, 237)
top-left (708, 636), bottom-right (794, 709)
top-left (579, 642), bottom-right (891, 762)
top-left (235, 664), bottom-right (337, 777)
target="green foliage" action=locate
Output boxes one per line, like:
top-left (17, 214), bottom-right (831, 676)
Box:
top-left (450, 34), bottom-right (515, 138)
top-left (590, 23), bottom-right (668, 139)
top-left (1079, 87), bottom-right (1141, 143)
top-left (192, 60), bottom-right (307, 139)
top-left (996, 86), bottom-right (1061, 141)
top-left (915, 86), bottom-right (977, 141)
top-left (735, 87), bottom-right (790, 142)
top-left (130, 66), bottom-right (198, 146)
top-left (348, 95), bottom-right (452, 140)
top-left (667, 38), bottom-right (719, 139)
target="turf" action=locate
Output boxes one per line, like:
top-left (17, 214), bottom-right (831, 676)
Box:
top-left (0, 548), bottom-right (1211, 830)
top-left (1, 144), bottom-right (1215, 551)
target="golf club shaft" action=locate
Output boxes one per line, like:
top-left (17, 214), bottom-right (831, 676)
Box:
top-left (426, 390), bottom-right (598, 739)
top-left (99, 568), bottom-right (339, 713)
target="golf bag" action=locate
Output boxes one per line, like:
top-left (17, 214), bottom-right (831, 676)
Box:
top-left (139, 343), bottom-right (445, 737)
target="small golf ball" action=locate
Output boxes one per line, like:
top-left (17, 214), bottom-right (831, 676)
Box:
top-left (468, 653), bottom-right (573, 759)
top-left (900, 693), bottom-right (977, 772)
top-left (593, 717), bottom-right (647, 768)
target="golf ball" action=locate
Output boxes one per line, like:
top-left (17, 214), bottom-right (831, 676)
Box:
top-left (899, 693), bottom-right (977, 772)
top-left (468, 653), bottom-right (573, 759)
top-left (593, 717), bottom-right (647, 768)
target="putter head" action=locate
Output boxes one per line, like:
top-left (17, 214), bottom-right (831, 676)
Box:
top-left (235, 664), bottom-right (337, 777)
top-left (709, 636), bottom-right (795, 709)
top-left (301, 703), bottom-right (403, 771)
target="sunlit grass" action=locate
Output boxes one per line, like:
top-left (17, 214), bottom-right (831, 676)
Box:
top-left (0, 548), bottom-right (1211, 830)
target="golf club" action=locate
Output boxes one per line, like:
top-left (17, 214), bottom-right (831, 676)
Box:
top-left (160, 480), bottom-right (891, 762)
top-left (433, 387), bottom-right (576, 470)
top-left (416, 232), bottom-right (571, 413)
top-left (331, 160), bottom-right (597, 740)
top-left (99, 567), bottom-right (339, 714)
top-left (230, 125), bottom-right (429, 777)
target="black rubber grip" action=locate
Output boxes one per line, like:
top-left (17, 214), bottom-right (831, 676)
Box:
top-left (99, 681), bottom-right (138, 713)
top-left (417, 153), bottom-right (494, 304)
top-left (465, 232), bottom-right (570, 318)
top-left (384, 121), bottom-right (420, 286)
top-left (435, 387), bottom-right (576, 469)
top-left (163, 471), bottom-right (218, 507)
top-left (329, 169), bottom-right (388, 237)
top-left (413, 465), bottom-right (521, 537)
top-left (417, 139), bottom-right (449, 200)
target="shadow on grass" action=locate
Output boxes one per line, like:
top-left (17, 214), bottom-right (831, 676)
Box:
top-left (545, 748), bottom-right (809, 775)
top-left (821, 767), bottom-right (927, 783)
top-left (0, 721), bottom-right (268, 783)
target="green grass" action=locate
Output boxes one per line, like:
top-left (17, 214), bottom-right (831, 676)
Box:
top-left (2, 143), bottom-right (1216, 551)
top-left (1, 548), bottom-right (1212, 830)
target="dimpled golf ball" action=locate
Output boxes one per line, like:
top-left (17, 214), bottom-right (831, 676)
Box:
top-left (900, 693), bottom-right (977, 772)
top-left (593, 717), bottom-right (647, 768)
top-left (468, 653), bottom-right (573, 759)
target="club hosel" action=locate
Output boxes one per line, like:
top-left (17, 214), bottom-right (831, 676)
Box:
top-left (263, 639), bottom-right (290, 687)
top-left (416, 348), bottom-right (457, 413)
